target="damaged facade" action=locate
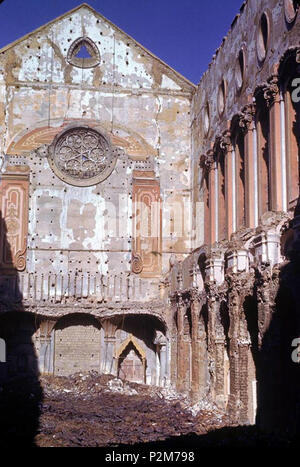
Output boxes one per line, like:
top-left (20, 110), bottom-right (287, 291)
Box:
top-left (1, 0), bottom-right (300, 436)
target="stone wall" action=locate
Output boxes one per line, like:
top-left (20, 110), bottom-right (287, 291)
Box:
top-left (0, 4), bottom-right (191, 387)
top-left (54, 314), bottom-right (102, 376)
top-left (164, 0), bottom-right (300, 435)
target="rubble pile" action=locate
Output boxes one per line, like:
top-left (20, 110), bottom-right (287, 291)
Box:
top-left (34, 372), bottom-right (230, 447)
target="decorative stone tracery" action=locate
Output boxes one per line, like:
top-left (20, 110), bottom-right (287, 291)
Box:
top-left (67, 36), bottom-right (100, 68)
top-left (48, 126), bottom-right (118, 186)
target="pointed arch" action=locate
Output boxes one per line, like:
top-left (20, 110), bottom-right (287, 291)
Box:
top-left (115, 334), bottom-right (146, 361)
top-left (116, 334), bottom-right (146, 383)
top-left (67, 36), bottom-right (100, 68)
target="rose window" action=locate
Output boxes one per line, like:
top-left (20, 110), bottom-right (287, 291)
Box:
top-left (48, 127), bottom-right (117, 186)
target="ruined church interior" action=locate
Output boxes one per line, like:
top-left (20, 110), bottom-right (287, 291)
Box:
top-left (1, 0), bottom-right (300, 447)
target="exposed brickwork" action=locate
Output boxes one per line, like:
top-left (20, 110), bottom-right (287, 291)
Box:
top-left (54, 315), bottom-right (101, 376)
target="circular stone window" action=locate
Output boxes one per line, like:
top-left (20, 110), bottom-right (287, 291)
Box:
top-left (235, 49), bottom-right (245, 90)
top-left (257, 12), bottom-right (269, 62)
top-left (284, 0), bottom-right (299, 23)
top-left (48, 127), bottom-right (117, 186)
top-left (204, 103), bottom-right (210, 135)
top-left (217, 80), bottom-right (226, 115)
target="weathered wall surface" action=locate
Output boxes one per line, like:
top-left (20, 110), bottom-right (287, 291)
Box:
top-left (0, 4), bottom-right (195, 387)
top-left (0, 4), bottom-right (194, 286)
top-left (54, 314), bottom-right (102, 376)
top-left (166, 0), bottom-right (300, 433)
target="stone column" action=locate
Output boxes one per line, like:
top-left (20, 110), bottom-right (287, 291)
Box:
top-left (190, 292), bottom-right (200, 402)
top-left (207, 150), bottom-right (217, 245)
top-left (238, 339), bottom-right (251, 424)
top-left (205, 283), bottom-right (220, 401)
top-left (237, 289), bottom-right (253, 425)
top-left (256, 265), bottom-right (273, 348)
top-left (159, 342), bottom-right (167, 386)
top-left (215, 337), bottom-right (226, 408)
top-left (39, 319), bottom-right (57, 374)
top-left (222, 131), bottom-right (234, 239)
top-left (177, 295), bottom-right (190, 394)
top-left (255, 264), bottom-right (281, 431)
top-left (264, 75), bottom-right (284, 211)
top-left (190, 291), bottom-right (206, 402)
top-left (239, 103), bottom-right (256, 228)
top-left (169, 296), bottom-right (178, 386)
top-left (154, 330), bottom-right (168, 387)
top-left (227, 288), bottom-right (241, 422)
top-left (100, 318), bottom-right (119, 375)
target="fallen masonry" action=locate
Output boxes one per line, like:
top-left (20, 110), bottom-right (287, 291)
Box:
top-left (0, 372), bottom-right (296, 447)
top-left (0, 372), bottom-right (230, 447)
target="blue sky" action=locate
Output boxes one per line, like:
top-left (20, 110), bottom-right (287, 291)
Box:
top-left (0, 0), bottom-right (243, 84)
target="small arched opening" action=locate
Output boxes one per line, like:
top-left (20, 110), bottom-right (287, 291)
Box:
top-left (116, 335), bottom-right (146, 384)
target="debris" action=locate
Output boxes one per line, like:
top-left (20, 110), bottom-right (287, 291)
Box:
top-left (0, 371), bottom-right (233, 447)
top-left (34, 372), bottom-right (231, 447)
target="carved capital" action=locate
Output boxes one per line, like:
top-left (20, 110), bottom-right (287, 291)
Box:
top-left (177, 293), bottom-right (186, 309)
top-left (169, 293), bottom-right (177, 307)
top-left (39, 319), bottom-right (57, 339)
top-left (238, 104), bottom-right (256, 131)
top-left (263, 75), bottom-right (279, 107)
top-left (200, 149), bottom-right (215, 172)
top-left (190, 288), bottom-right (201, 307)
top-left (154, 330), bottom-right (167, 346)
top-left (100, 318), bottom-right (120, 338)
top-left (205, 281), bottom-right (221, 302)
top-left (219, 130), bottom-right (232, 152)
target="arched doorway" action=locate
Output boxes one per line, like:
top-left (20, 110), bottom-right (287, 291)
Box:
top-left (116, 335), bottom-right (146, 384)
top-left (54, 313), bottom-right (101, 376)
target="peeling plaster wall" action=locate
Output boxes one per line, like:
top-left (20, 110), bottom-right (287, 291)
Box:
top-left (0, 5), bottom-right (194, 290)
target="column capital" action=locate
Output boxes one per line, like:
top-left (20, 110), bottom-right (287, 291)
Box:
top-left (39, 318), bottom-right (57, 339)
top-left (169, 293), bottom-right (178, 307)
top-left (219, 130), bottom-right (232, 152)
top-left (238, 103), bottom-right (256, 131)
top-left (200, 149), bottom-right (215, 172)
top-left (205, 281), bottom-right (223, 302)
top-left (100, 318), bottom-right (120, 339)
top-left (177, 292), bottom-right (186, 309)
top-left (263, 75), bottom-right (280, 107)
